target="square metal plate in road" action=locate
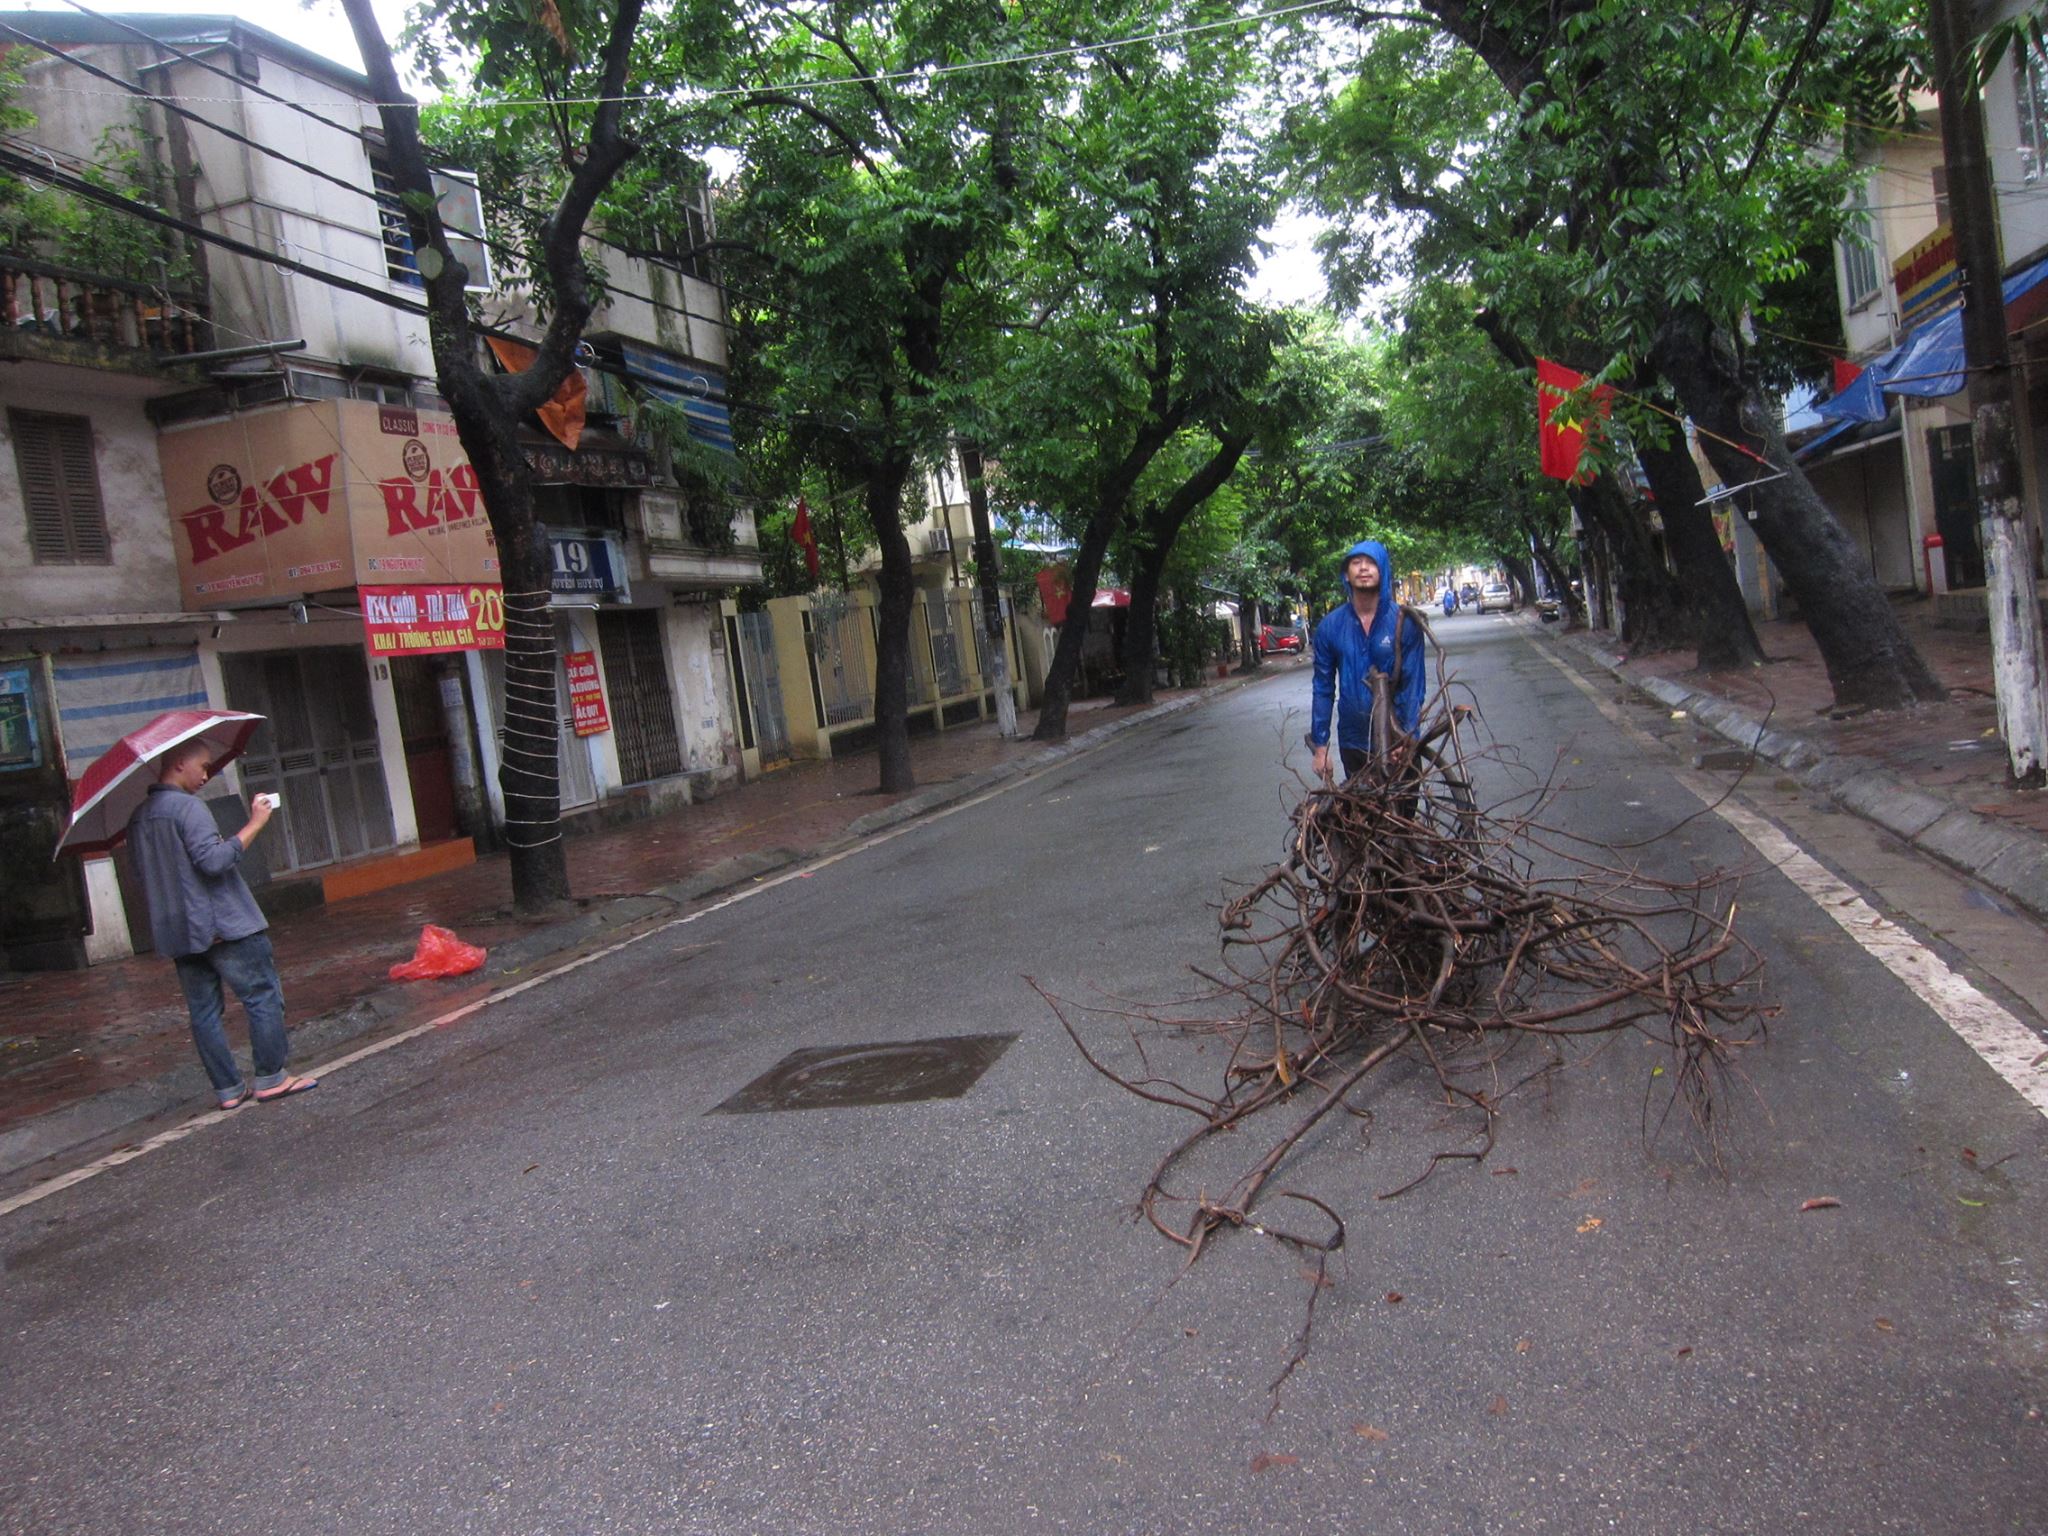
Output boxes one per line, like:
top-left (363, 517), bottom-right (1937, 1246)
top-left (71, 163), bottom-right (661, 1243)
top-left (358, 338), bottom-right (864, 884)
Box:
top-left (710, 1033), bottom-right (1020, 1114)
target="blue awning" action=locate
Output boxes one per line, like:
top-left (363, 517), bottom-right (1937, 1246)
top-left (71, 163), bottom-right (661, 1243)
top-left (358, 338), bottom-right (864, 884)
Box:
top-left (620, 342), bottom-right (734, 453)
top-left (1817, 254), bottom-right (2048, 421)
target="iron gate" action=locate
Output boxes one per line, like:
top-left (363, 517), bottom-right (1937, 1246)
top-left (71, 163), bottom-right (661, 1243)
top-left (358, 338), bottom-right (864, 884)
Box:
top-left (596, 609), bottom-right (684, 783)
top-left (807, 593), bottom-right (873, 726)
top-left (924, 588), bottom-right (968, 697)
top-left (732, 610), bottom-right (791, 764)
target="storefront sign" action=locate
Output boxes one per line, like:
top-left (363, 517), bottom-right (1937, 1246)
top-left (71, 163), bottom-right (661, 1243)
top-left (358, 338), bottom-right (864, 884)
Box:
top-left (564, 649), bottom-right (609, 735)
top-left (1894, 224), bottom-right (1959, 328)
top-left (0, 663), bottom-right (44, 771)
top-left (524, 441), bottom-right (650, 488)
top-left (548, 532), bottom-right (630, 600)
top-left (361, 583), bottom-right (506, 656)
top-left (160, 400), bottom-right (499, 608)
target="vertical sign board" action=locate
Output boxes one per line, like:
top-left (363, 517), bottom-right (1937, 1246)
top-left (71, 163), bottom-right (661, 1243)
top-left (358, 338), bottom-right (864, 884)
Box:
top-left (564, 650), bottom-right (610, 736)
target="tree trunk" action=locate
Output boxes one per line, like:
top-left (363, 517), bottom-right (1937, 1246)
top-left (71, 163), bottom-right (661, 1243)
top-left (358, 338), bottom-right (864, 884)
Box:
top-left (1237, 590), bottom-right (1262, 672)
top-left (865, 457), bottom-right (917, 792)
top-left (1115, 428), bottom-right (1254, 705)
top-left (959, 442), bottom-right (1017, 736)
top-left (1116, 538), bottom-right (1168, 705)
top-left (1653, 305), bottom-right (1945, 710)
top-left (1033, 497), bottom-right (1121, 741)
top-left (1630, 417), bottom-right (1767, 670)
top-left (1927, 0), bottom-right (2048, 782)
top-left (460, 400), bottom-right (570, 910)
top-left (1572, 471), bottom-right (1691, 652)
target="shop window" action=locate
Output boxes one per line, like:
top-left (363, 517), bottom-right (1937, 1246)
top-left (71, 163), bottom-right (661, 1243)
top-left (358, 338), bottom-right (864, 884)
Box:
top-left (2020, 49), bottom-right (2048, 183)
top-left (1839, 184), bottom-right (1880, 308)
top-left (369, 150), bottom-right (494, 292)
top-left (10, 410), bottom-right (110, 565)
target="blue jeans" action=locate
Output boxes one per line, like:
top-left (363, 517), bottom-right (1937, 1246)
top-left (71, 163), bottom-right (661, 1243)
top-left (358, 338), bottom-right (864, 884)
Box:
top-left (173, 932), bottom-right (288, 1104)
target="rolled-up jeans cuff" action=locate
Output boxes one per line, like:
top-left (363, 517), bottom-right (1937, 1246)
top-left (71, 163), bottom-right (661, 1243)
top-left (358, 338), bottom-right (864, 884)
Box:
top-left (251, 1068), bottom-right (287, 1095)
top-left (216, 1083), bottom-right (250, 1106)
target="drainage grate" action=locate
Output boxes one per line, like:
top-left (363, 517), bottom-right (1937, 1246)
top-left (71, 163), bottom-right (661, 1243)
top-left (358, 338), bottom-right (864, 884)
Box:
top-left (710, 1034), bottom-right (1019, 1114)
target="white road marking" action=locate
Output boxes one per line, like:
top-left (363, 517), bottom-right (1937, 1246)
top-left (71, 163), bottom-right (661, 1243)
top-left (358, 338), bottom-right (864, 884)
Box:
top-left (0, 752), bottom-right (1068, 1221)
top-left (1533, 643), bottom-right (2048, 1119)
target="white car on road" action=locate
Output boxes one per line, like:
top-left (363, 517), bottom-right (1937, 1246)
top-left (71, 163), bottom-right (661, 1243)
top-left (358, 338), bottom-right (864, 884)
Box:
top-left (1476, 582), bottom-right (1515, 614)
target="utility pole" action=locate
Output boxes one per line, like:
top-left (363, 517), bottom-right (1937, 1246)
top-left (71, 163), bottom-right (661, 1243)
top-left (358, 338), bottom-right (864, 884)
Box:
top-left (959, 441), bottom-right (1018, 736)
top-left (1927, 0), bottom-right (2048, 784)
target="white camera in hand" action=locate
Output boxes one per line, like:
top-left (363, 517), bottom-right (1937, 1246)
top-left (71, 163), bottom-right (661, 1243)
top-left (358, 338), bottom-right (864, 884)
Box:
top-left (255, 792), bottom-right (282, 812)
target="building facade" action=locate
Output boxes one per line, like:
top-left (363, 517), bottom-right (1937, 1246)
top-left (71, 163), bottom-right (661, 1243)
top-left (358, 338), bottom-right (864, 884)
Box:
top-left (0, 12), bottom-right (761, 970)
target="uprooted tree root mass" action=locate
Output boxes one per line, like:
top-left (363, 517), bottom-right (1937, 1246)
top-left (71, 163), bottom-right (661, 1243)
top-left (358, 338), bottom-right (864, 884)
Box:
top-left (1037, 685), bottom-right (1776, 1286)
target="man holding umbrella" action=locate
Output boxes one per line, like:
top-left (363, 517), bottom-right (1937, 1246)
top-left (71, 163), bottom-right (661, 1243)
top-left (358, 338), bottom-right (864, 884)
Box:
top-left (127, 739), bottom-right (315, 1109)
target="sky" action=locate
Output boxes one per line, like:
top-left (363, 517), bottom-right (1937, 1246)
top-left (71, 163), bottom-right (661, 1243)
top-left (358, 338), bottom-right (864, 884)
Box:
top-left (9, 0), bottom-right (411, 77)
top-left (9, 0), bottom-right (1337, 309)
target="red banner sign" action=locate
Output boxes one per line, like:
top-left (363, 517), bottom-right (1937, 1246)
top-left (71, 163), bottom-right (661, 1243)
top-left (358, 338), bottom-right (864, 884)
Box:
top-left (565, 649), bottom-right (610, 736)
top-left (362, 584), bottom-right (506, 656)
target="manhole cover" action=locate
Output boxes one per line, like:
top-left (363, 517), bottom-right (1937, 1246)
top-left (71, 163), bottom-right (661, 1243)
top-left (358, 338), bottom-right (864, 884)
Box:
top-left (711, 1033), bottom-right (1019, 1114)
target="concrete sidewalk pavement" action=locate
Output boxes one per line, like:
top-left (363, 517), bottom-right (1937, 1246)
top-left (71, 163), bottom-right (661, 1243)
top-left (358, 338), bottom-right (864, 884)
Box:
top-left (1544, 595), bottom-right (2048, 923)
top-left (0, 669), bottom-right (1293, 1181)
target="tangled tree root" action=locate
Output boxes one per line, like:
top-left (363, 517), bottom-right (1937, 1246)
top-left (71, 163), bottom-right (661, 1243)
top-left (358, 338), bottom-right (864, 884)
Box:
top-left (1037, 685), bottom-right (1774, 1290)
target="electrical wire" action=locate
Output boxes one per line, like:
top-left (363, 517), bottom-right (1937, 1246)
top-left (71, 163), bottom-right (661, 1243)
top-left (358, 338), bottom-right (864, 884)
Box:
top-left (20, 0), bottom-right (1331, 111)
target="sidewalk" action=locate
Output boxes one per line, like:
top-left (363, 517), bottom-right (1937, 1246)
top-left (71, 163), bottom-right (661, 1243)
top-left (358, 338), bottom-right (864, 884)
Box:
top-left (0, 669), bottom-right (1291, 1178)
top-left (1548, 595), bottom-right (2048, 921)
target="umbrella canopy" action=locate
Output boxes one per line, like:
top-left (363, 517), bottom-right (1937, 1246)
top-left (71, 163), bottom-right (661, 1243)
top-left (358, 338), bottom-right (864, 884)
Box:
top-left (56, 708), bottom-right (265, 858)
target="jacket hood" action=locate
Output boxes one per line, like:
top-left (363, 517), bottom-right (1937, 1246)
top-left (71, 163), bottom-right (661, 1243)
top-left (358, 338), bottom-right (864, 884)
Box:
top-left (1338, 539), bottom-right (1393, 606)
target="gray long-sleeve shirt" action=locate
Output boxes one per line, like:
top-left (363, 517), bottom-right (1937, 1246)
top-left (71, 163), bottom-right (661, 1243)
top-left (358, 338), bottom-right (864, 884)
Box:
top-left (127, 785), bottom-right (265, 959)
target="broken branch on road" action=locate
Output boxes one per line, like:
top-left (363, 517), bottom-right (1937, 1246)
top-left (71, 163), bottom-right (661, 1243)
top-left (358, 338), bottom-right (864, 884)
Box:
top-left (1037, 675), bottom-right (1775, 1274)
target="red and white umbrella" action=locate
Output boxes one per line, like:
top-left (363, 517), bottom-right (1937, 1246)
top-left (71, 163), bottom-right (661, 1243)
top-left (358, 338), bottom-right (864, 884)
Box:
top-left (56, 708), bottom-right (266, 857)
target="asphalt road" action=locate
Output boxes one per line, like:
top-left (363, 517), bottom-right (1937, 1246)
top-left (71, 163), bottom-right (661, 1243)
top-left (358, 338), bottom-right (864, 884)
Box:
top-left (4, 613), bottom-right (2046, 1535)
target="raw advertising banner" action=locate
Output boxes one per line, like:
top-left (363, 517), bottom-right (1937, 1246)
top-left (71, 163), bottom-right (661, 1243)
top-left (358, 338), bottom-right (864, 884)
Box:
top-left (361, 584), bottom-right (506, 657)
top-left (564, 649), bottom-right (609, 736)
top-left (159, 399), bottom-right (500, 607)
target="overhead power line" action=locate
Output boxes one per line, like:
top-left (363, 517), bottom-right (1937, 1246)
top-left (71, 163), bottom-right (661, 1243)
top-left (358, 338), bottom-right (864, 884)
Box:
top-left (18, 0), bottom-right (1331, 110)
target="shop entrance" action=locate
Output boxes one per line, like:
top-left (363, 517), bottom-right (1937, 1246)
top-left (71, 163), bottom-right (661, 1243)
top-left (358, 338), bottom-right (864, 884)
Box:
top-left (1928, 423), bottom-right (1987, 589)
top-left (221, 648), bottom-right (395, 872)
top-left (388, 658), bottom-right (460, 844)
top-left (597, 609), bottom-right (683, 783)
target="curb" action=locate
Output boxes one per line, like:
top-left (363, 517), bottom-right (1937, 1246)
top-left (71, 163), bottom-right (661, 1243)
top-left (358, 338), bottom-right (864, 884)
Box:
top-left (1550, 627), bottom-right (2048, 924)
top-left (0, 672), bottom-right (1273, 1186)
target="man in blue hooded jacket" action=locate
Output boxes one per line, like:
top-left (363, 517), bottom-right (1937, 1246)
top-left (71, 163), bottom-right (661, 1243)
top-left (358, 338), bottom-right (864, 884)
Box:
top-left (1308, 538), bottom-right (1427, 781)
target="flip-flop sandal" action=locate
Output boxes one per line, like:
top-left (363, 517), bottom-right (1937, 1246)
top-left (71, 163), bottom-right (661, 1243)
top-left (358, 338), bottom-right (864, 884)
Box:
top-left (217, 1089), bottom-right (253, 1112)
top-left (255, 1076), bottom-right (319, 1102)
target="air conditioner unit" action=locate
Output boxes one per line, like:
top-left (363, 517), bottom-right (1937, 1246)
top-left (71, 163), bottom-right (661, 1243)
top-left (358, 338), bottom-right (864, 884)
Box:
top-left (925, 528), bottom-right (952, 556)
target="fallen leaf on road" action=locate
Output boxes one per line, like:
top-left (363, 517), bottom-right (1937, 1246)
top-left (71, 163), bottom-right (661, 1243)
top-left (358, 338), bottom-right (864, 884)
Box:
top-left (522, 1164), bottom-right (540, 1174)
top-left (1651, 1066), bottom-right (1665, 1078)
top-left (1516, 1339), bottom-right (1531, 1354)
top-left (1573, 1176), bottom-right (1599, 1195)
top-left (1875, 1318), bottom-right (1895, 1332)
top-left (1675, 1346), bottom-right (1693, 1358)
top-left (1492, 1167), bottom-right (1518, 1177)
top-left (1577, 1216), bottom-right (1603, 1234)
top-left (1486, 1396), bottom-right (1508, 1416)
top-left (1353, 1424), bottom-right (1390, 1442)
top-left (1959, 1197), bottom-right (1986, 1208)
top-left (1250, 1453), bottom-right (1300, 1473)
top-left (1963, 1148), bottom-right (1978, 1160)
top-left (1799, 1197), bottom-right (1841, 1211)
top-left (1384, 1291), bottom-right (1404, 1305)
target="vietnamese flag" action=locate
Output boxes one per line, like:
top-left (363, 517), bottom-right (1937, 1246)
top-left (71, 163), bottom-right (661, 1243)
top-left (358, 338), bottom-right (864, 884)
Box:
top-left (790, 497), bottom-right (820, 580)
top-left (1536, 358), bottom-right (1614, 484)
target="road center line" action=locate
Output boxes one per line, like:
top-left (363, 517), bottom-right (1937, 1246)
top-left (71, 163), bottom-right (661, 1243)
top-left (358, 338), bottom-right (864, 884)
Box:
top-left (1533, 641), bottom-right (2048, 1118)
top-left (0, 740), bottom-right (1080, 1222)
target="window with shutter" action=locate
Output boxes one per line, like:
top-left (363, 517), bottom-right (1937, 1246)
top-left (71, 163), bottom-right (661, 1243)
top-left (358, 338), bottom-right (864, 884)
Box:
top-left (10, 410), bottom-right (111, 565)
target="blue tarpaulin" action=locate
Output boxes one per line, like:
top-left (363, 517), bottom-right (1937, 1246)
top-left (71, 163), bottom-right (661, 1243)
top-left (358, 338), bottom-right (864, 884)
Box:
top-left (1817, 255), bottom-right (2048, 424)
top-left (620, 342), bottom-right (735, 453)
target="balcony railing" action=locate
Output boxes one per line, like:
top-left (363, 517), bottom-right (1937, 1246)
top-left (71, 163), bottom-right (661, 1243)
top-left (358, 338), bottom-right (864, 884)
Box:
top-left (0, 255), bottom-right (212, 356)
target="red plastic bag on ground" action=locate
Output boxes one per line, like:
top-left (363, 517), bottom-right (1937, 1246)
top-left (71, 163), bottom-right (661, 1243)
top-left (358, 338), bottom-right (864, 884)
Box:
top-left (388, 924), bottom-right (487, 982)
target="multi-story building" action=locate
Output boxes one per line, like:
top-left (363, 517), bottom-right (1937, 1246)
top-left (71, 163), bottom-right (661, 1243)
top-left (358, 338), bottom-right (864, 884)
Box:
top-left (0, 12), bottom-right (761, 970)
top-left (1803, 4), bottom-right (2048, 610)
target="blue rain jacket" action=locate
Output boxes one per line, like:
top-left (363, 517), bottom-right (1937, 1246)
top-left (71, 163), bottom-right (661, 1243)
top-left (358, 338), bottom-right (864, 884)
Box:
top-left (1309, 539), bottom-right (1426, 753)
